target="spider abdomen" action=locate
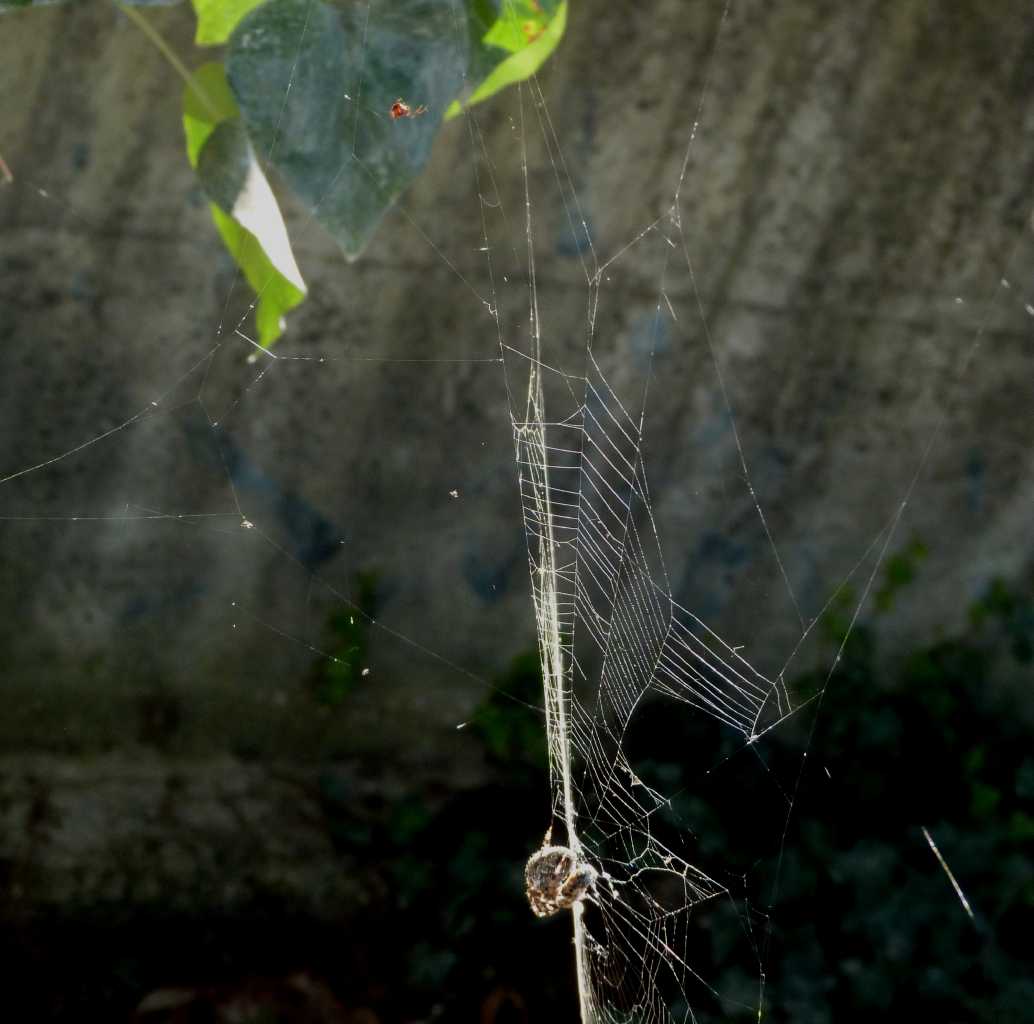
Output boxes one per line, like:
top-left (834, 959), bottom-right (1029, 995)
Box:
top-left (525, 844), bottom-right (598, 918)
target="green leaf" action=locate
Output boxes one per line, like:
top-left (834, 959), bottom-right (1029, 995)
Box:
top-left (483, 0), bottom-right (551, 54)
top-left (197, 119), bottom-right (306, 292)
top-left (182, 61), bottom-right (239, 161)
top-left (190, 0), bottom-right (266, 45)
top-left (183, 62), bottom-right (305, 348)
top-left (445, 0), bottom-right (566, 120)
top-left (874, 537), bottom-right (928, 613)
top-left (1, 0), bottom-right (184, 9)
top-left (226, 0), bottom-right (467, 260)
top-left (210, 206), bottom-right (305, 346)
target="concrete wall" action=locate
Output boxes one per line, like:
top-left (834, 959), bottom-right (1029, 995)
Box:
top-left (1, 0), bottom-right (1034, 914)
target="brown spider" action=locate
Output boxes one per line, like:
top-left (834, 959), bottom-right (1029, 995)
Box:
top-left (525, 839), bottom-right (598, 918)
top-left (389, 98), bottom-right (427, 120)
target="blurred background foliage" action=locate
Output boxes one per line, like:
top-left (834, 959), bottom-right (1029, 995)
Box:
top-left (329, 570), bottom-right (1033, 1023)
top-left (10, 569), bottom-right (1024, 1022)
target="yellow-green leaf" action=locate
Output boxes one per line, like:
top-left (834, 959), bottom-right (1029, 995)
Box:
top-left (446, 0), bottom-right (566, 121)
top-left (190, 0), bottom-right (267, 46)
top-left (182, 61), bottom-right (306, 349)
top-left (210, 204), bottom-right (305, 348)
top-left (182, 62), bottom-right (239, 166)
top-left (482, 0), bottom-right (550, 54)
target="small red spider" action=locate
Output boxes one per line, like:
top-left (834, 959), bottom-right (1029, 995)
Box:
top-left (389, 98), bottom-right (427, 120)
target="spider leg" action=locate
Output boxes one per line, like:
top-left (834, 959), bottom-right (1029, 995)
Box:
top-left (558, 872), bottom-right (585, 905)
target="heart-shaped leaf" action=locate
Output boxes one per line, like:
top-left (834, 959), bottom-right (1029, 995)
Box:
top-left (226, 0), bottom-right (468, 260)
top-left (183, 62), bottom-right (306, 348)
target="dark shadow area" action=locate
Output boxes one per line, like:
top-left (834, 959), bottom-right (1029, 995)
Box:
top-left (1, 584), bottom-right (1031, 1022)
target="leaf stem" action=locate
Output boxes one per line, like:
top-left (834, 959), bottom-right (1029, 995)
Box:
top-left (114, 2), bottom-right (219, 118)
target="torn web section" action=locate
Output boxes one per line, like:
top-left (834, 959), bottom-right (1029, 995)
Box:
top-left (507, 313), bottom-right (780, 1019)
top-left (563, 358), bottom-right (774, 1022)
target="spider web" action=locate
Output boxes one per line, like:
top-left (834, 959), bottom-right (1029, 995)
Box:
top-left (503, 47), bottom-right (790, 1015)
top-left (515, 342), bottom-right (782, 1020)
top-left (2, 0), bottom-right (1033, 1021)
top-left (484, 4), bottom-right (1034, 1021)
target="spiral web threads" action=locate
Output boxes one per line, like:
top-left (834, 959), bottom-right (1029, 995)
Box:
top-left (514, 330), bottom-right (790, 1021)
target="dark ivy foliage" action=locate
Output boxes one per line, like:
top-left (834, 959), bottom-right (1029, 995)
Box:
top-left (331, 578), bottom-right (1032, 1021)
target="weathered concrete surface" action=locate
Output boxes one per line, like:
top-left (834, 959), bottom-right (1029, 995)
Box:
top-left (1, 0), bottom-right (1034, 913)
top-left (0, 755), bottom-right (373, 918)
